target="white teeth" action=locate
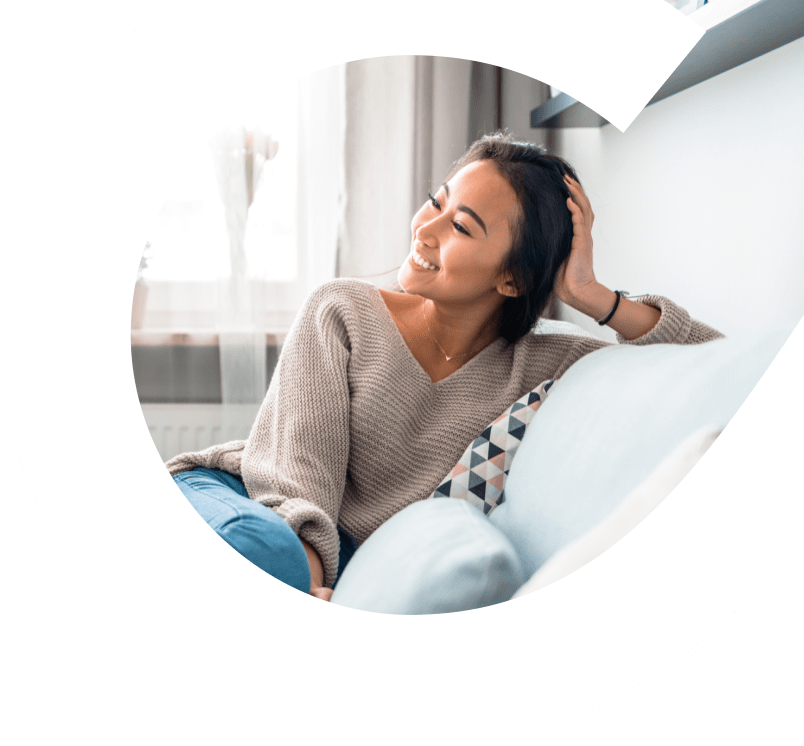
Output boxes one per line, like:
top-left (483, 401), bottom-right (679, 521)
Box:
top-left (412, 250), bottom-right (438, 270)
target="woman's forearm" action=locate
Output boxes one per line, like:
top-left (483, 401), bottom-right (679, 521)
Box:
top-left (567, 282), bottom-right (661, 341)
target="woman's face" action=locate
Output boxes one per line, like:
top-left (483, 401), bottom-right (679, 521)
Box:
top-left (398, 159), bottom-right (521, 305)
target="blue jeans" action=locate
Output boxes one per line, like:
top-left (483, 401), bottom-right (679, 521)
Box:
top-left (173, 467), bottom-right (356, 593)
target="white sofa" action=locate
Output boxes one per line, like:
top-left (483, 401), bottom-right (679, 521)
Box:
top-left (330, 321), bottom-right (790, 614)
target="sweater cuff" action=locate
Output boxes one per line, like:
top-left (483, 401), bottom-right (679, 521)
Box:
top-left (164, 440), bottom-right (246, 476)
top-left (615, 294), bottom-right (691, 346)
top-left (257, 496), bottom-right (341, 589)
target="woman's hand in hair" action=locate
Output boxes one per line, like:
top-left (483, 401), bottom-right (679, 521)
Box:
top-left (554, 174), bottom-right (600, 309)
top-left (555, 175), bottom-right (661, 338)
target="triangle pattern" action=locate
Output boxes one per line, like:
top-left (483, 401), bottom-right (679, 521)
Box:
top-left (509, 423), bottom-right (527, 441)
top-left (451, 470), bottom-right (470, 491)
top-left (487, 441), bottom-right (505, 460)
top-left (489, 452), bottom-right (506, 471)
top-left (468, 470), bottom-right (485, 489)
top-left (426, 378), bottom-right (556, 516)
top-left (472, 442), bottom-right (490, 460)
top-left (510, 408), bottom-right (530, 425)
top-left (488, 473), bottom-right (505, 493)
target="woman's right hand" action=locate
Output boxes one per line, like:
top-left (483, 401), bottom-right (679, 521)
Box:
top-left (310, 586), bottom-right (333, 602)
top-left (300, 537), bottom-right (331, 601)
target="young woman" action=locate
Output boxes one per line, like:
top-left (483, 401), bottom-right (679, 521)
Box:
top-left (167, 132), bottom-right (722, 601)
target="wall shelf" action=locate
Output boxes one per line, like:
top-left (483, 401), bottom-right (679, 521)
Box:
top-left (530, 0), bottom-right (804, 128)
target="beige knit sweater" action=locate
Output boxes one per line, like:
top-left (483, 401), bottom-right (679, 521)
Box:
top-left (166, 278), bottom-right (723, 587)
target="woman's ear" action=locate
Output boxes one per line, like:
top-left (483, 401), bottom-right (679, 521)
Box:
top-left (496, 274), bottom-right (520, 298)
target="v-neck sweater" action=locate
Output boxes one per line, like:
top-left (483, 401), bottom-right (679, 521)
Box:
top-left (165, 278), bottom-right (723, 587)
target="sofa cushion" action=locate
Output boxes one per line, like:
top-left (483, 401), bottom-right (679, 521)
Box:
top-left (489, 327), bottom-right (789, 582)
top-left (511, 425), bottom-right (721, 596)
top-left (330, 498), bottom-right (525, 614)
top-left (533, 318), bottom-right (597, 337)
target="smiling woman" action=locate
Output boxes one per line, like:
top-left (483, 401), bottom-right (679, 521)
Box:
top-left (163, 131), bottom-right (723, 606)
top-left (390, 160), bottom-right (521, 373)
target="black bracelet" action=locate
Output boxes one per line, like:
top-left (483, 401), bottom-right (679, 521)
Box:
top-left (597, 290), bottom-right (624, 326)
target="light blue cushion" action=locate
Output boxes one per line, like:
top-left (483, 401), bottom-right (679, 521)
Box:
top-left (330, 499), bottom-right (525, 614)
top-left (490, 327), bottom-right (790, 582)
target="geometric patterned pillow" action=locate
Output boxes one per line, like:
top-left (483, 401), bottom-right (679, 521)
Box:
top-left (430, 379), bottom-right (556, 516)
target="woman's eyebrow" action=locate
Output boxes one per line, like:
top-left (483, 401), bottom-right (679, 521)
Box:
top-left (443, 183), bottom-right (487, 236)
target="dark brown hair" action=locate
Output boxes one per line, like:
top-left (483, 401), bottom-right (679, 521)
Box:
top-left (444, 131), bottom-right (580, 343)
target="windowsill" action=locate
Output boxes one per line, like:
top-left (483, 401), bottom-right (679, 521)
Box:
top-left (131, 329), bottom-right (287, 347)
top-left (134, 278), bottom-right (305, 338)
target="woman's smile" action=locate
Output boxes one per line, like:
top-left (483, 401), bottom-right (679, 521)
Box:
top-left (409, 247), bottom-right (439, 271)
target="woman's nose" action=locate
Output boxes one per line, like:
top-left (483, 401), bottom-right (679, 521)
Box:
top-left (415, 213), bottom-right (441, 247)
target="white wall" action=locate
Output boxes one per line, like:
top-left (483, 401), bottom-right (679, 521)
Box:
top-left (530, 35), bottom-right (804, 341)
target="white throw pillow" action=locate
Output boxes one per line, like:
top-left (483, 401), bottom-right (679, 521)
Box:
top-left (330, 499), bottom-right (525, 614)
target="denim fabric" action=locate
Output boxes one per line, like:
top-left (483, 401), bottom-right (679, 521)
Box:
top-left (173, 467), bottom-right (356, 593)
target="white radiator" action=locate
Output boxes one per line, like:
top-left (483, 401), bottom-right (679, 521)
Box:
top-left (140, 403), bottom-right (260, 461)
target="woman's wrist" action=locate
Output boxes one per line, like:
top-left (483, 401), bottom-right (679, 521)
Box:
top-left (564, 281), bottom-right (616, 320)
top-left (564, 282), bottom-right (661, 340)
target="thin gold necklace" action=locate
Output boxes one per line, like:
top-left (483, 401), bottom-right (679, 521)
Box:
top-left (420, 302), bottom-right (481, 362)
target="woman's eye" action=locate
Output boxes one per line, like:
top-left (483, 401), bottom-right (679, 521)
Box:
top-left (427, 191), bottom-right (469, 236)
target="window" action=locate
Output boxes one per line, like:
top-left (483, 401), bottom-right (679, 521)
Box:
top-left (138, 80), bottom-right (304, 332)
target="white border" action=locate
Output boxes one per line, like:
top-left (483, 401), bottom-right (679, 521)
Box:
top-left (0, 0), bottom-right (804, 745)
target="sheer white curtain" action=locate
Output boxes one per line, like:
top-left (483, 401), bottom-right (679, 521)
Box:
top-left (137, 65), bottom-right (346, 416)
top-left (209, 126), bottom-right (274, 406)
top-left (215, 67), bottom-right (346, 417)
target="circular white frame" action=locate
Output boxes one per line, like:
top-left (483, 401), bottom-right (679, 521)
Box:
top-left (2, 0), bottom-right (804, 744)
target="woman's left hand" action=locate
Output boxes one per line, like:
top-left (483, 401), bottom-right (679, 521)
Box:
top-left (553, 175), bottom-right (598, 308)
top-left (553, 174), bottom-right (662, 337)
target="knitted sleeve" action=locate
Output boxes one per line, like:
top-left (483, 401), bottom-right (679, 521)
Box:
top-left (240, 283), bottom-right (352, 589)
top-left (551, 294), bottom-right (723, 379)
top-left (613, 294), bottom-right (724, 347)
